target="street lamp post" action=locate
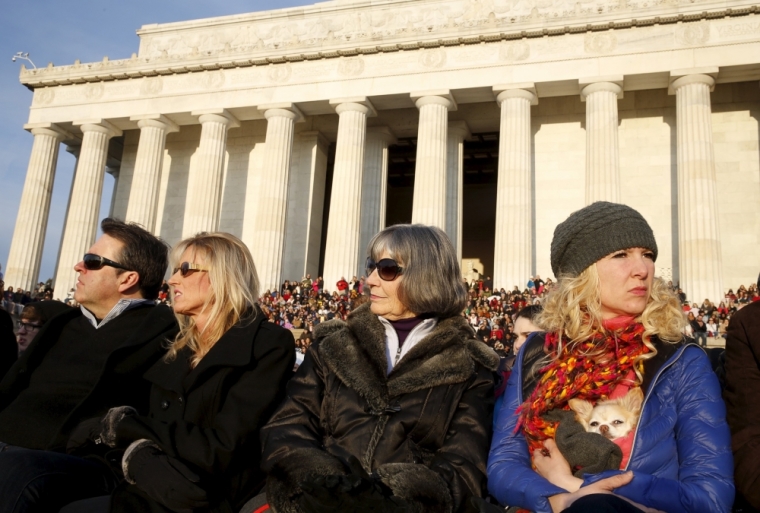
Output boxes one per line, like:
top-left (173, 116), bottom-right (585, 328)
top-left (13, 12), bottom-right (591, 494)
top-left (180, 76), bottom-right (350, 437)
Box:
top-left (11, 52), bottom-right (36, 69)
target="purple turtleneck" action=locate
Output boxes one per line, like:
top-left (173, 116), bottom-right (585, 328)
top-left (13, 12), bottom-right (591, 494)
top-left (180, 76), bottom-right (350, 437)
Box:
top-left (388, 316), bottom-right (426, 348)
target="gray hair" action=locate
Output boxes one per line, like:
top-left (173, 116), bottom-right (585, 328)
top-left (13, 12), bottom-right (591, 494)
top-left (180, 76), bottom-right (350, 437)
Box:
top-left (367, 224), bottom-right (468, 318)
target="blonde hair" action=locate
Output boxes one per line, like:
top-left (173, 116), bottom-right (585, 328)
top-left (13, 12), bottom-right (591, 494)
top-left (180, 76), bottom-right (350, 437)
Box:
top-left (166, 232), bottom-right (260, 366)
top-left (536, 265), bottom-right (686, 380)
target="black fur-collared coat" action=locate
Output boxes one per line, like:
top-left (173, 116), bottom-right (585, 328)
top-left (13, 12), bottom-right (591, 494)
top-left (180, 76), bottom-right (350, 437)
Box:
top-left (260, 303), bottom-right (499, 513)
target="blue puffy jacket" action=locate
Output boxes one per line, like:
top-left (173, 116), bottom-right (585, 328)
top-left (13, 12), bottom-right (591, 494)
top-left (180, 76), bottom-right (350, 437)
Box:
top-left (487, 335), bottom-right (734, 513)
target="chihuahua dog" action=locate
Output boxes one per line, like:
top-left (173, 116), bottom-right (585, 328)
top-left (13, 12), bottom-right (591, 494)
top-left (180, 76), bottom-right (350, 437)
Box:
top-left (568, 387), bottom-right (644, 440)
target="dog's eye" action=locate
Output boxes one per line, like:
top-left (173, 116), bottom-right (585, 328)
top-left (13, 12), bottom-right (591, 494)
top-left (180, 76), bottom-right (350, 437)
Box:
top-left (612, 420), bottom-right (624, 425)
top-left (590, 422), bottom-right (599, 427)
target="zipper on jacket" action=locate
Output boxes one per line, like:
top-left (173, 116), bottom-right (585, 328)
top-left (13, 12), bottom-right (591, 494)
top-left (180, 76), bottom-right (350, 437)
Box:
top-left (389, 318), bottom-right (435, 369)
top-left (623, 343), bottom-right (692, 471)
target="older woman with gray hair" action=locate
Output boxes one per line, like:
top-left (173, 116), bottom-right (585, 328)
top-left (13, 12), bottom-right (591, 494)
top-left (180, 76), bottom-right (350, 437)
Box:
top-left (260, 224), bottom-right (499, 513)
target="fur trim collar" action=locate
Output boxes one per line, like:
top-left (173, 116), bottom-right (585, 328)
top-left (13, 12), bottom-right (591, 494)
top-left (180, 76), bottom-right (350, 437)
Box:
top-left (315, 304), bottom-right (498, 412)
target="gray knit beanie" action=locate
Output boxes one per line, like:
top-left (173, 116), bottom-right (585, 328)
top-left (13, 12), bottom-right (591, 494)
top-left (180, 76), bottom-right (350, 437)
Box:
top-left (550, 202), bottom-right (658, 278)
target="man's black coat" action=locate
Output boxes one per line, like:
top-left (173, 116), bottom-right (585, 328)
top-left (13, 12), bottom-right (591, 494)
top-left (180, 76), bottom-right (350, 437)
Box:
top-left (724, 300), bottom-right (760, 511)
top-left (0, 304), bottom-right (178, 452)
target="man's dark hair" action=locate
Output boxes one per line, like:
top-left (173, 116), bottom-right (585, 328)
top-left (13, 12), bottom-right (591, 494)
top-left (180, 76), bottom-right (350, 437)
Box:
top-left (101, 218), bottom-right (169, 300)
top-left (516, 304), bottom-right (542, 322)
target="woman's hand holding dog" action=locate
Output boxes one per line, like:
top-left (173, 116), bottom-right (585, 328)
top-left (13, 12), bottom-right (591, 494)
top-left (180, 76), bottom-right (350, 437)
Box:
top-left (546, 471), bottom-right (634, 513)
top-left (533, 438), bottom-right (583, 492)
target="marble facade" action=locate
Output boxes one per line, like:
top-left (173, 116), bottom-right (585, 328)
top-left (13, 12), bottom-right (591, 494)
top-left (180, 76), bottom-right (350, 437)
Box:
top-left (6, 0), bottom-right (760, 303)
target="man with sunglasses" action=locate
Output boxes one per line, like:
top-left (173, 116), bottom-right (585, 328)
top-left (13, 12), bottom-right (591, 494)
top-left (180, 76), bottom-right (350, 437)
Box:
top-left (0, 218), bottom-right (178, 512)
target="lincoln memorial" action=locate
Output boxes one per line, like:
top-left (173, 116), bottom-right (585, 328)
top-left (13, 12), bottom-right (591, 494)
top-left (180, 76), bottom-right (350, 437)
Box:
top-left (5, 0), bottom-right (760, 303)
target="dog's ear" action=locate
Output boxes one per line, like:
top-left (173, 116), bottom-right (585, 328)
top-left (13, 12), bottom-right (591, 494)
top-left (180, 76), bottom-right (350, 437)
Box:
top-left (568, 398), bottom-right (594, 424)
top-left (621, 387), bottom-right (644, 413)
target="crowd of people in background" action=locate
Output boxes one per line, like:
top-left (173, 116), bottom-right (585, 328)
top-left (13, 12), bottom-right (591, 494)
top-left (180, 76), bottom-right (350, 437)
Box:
top-left (254, 273), bottom-right (758, 367)
top-left (3, 269), bottom-right (757, 364)
top-left (1, 280), bottom-right (54, 315)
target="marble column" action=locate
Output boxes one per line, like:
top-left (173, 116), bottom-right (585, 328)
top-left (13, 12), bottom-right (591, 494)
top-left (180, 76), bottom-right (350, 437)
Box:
top-left (253, 103), bottom-right (304, 293)
top-left (446, 121), bottom-right (470, 260)
top-left (182, 109), bottom-right (239, 237)
top-left (282, 131), bottom-right (329, 281)
top-left (670, 69), bottom-right (723, 303)
top-left (323, 97), bottom-right (376, 289)
top-left (106, 166), bottom-right (120, 218)
top-left (53, 144), bottom-right (81, 291)
top-left (493, 84), bottom-right (537, 290)
top-left (5, 123), bottom-right (72, 291)
top-left (126, 114), bottom-right (178, 231)
top-left (410, 90), bottom-right (456, 229)
top-left (53, 120), bottom-right (122, 299)
top-left (580, 76), bottom-right (623, 204)
top-left (360, 126), bottom-right (396, 260)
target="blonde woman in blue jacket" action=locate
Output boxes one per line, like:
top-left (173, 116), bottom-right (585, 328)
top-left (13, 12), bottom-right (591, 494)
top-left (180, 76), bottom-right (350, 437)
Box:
top-left (487, 202), bottom-right (733, 513)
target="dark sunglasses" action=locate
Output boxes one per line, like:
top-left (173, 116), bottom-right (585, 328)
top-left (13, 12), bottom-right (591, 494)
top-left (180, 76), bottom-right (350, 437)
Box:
top-left (173, 262), bottom-right (209, 277)
top-left (17, 320), bottom-right (43, 331)
top-left (366, 257), bottom-right (403, 281)
top-left (82, 253), bottom-right (131, 271)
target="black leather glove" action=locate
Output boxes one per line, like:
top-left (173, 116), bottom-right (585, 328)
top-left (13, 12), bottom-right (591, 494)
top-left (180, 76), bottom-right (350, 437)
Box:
top-left (99, 406), bottom-right (137, 447)
top-left (298, 474), bottom-right (358, 512)
top-left (298, 456), bottom-right (413, 513)
top-left (66, 417), bottom-right (104, 454)
top-left (124, 440), bottom-right (209, 510)
top-left (66, 406), bottom-right (137, 454)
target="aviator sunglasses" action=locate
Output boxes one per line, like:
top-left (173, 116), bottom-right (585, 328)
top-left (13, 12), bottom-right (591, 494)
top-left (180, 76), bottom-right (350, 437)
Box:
top-left (366, 257), bottom-right (403, 282)
top-left (82, 253), bottom-right (131, 271)
top-left (173, 262), bottom-right (209, 277)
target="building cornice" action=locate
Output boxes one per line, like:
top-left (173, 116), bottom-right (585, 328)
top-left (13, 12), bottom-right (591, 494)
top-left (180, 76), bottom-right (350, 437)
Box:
top-left (18, 0), bottom-right (759, 89)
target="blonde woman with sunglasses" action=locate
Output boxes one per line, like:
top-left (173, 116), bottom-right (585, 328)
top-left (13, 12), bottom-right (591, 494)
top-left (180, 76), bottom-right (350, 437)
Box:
top-left (260, 224), bottom-right (499, 513)
top-left (62, 232), bottom-right (295, 513)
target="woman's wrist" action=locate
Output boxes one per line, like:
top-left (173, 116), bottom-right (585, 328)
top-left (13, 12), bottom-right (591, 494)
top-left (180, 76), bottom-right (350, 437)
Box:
top-left (548, 493), bottom-right (570, 513)
top-left (555, 474), bottom-right (583, 493)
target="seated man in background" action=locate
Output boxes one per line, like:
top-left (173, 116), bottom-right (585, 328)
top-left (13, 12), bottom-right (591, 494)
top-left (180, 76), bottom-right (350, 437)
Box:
top-left (512, 304), bottom-right (542, 354)
top-left (0, 218), bottom-right (179, 512)
top-left (15, 301), bottom-right (72, 357)
top-left (724, 280), bottom-right (760, 513)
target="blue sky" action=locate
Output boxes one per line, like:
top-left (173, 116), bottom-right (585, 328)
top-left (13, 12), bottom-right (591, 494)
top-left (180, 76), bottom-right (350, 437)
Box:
top-left (0, 0), bottom-right (311, 285)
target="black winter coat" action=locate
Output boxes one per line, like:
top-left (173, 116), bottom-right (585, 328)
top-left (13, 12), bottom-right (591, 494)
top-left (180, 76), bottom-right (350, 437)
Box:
top-left (724, 300), bottom-right (760, 511)
top-left (0, 304), bottom-right (177, 451)
top-left (261, 303), bottom-right (499, 513)
top-left (110, 310), bottom-right (295, 513)
top-left (0, 308), bottom-right (15, 380)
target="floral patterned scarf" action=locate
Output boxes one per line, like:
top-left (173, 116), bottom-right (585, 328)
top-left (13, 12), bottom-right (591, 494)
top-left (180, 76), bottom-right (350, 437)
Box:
top-left (517, 322), bottom-right (649, 453)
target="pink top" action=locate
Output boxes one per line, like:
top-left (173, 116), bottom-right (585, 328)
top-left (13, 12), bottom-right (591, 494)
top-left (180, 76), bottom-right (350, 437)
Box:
top-left (601, 315), bottom-right (641, 469)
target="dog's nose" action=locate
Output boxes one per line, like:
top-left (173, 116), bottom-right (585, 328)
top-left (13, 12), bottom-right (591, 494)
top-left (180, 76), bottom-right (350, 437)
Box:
top-left (600, 425), bottom-right (609, 435)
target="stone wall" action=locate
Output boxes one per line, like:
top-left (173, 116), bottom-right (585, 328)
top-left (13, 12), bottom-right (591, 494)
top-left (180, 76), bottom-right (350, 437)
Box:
top-left (532, 95), bottom-right (586, 282)
top-left (713, 83), bottom-right (760, 292)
